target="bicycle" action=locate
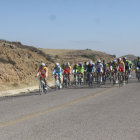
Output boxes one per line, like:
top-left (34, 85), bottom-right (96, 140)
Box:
top-left (54, 74), bottom-right (62, 90)
top-left (102, 71), bottom-right (106, 85)
top-left (77, 73), bottom-right (83, 86)
top-left (118, 71), bottom-right (124, 87)
top-left (125, 70), bottom-right (129, 84)
top-left (74, 72), bottom-right (78, 86)
top-left (88, 72), bottom-right (93, 87)
top-left (39, 76), bottom-right (48, 95)
top-left (84, 72), bottom-right (88, 85)
top-left (107, 70), bottom-right (112, 83)
top-left (136, 69), bottom-right (140, 81)
top-left (112, 70), bottom-right (117, 85)
top-left (96, 72), bottom-right (102, 87)
top-left (63, 73), bottom-right (69, 88)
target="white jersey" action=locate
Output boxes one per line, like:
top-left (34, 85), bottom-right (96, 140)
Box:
top-left (96, 63), bottom-right (103, 69)
top-left (95, 63), bottom-right (103, 72)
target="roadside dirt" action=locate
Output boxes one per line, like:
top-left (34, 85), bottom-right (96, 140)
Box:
top-left (0, 40), bottom-right (116, 96)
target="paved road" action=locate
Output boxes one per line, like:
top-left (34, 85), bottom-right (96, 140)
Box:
top-left (0, 74), bottom-right (140, 140)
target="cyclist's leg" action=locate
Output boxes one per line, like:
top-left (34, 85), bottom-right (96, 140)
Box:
top-left (100, 69), bottom-right (103, 82)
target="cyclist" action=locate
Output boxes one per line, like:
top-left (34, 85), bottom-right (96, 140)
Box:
top-left (52, 63), bottom-right (62, 88)
top-left (77, 62), bottom-right (85, 82)
top-left (84, 61), bottom-right (88, 71)
top-left (36, 63), bottom-right (48, 90)
top-left (72, 63), bottom-right (78, 84)
top-left (112, 59), bottom-right (118, 83)
top-left (135, 57), bottom-right (140, 78)
top-left (86, 60), bottom-right (95, 82)
top-left (135, 57), bottom-right (140, 70)
top-left (117, 58), bottom-right (125, 84)
top-left (123, 57), bottom-right (131, 78)
top-left (102, 60), bottom-right (107, 82)
top-left (84, 61), bottom-right (89, 83)
top-left (73, 64), bottom-right (78, 73)
top-left (95, 60), bottom-right (103, 83)
top-left (129, 60), bottom-right (133, 72)
top-left (63, 62), bottom-right (71, 85)
top-left (61, 63), bottom-right (65, 70)
top-left (73, 63), bottom-right (78, 75)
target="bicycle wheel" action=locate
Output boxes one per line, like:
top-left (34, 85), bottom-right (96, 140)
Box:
top-left (39, 80), bottom-right (44, 95)
top-left (88, 73), bottom-right (93, 87)
top-left (119, 72), bottom-right (123, 87)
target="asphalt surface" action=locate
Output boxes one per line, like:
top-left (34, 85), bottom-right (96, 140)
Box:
top-left (0, 73), bottom-right (140, 140)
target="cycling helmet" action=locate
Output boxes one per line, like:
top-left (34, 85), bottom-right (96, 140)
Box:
top-left (79, 62), bottom-right (82, 65)
top-left (41, 63), bottom-right (45, 67)
top-left (89, 60), bottom-right (93, 65)
top-left (123, 57), bottom-right (127, 60)
top-left (66, 62), bottom-right (70, 66)
top-left (113, 59), bottom-right (117, 63)
top-left (118, 58), bottom-right (122, 62)
top-left (103, 60), bottom-right (106, 63)
top-left (79, 62), bottom-right (82, 67)
top-left (86, 62), bottom-right (89, 65)
top-left (97, 60), bottom-right (101, 63)
top-left (55, 63), bottom-right (59, 66)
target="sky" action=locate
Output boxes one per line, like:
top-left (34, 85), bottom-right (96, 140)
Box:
top-left (0, 0), bottom-right (140, 57)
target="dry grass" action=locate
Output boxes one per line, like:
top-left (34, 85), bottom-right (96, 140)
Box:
top-left (0, 40), bottom-right (115, 91)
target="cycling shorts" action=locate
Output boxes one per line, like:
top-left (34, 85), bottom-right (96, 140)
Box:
top-left (112, 68), bottom-right (117, 73)
top-left (96, 68), bottom-right (103, 73)
top-left (55, 73), bottom-right (62, 78)
top-left (40, 75), bottom-right (47, 80)
top-left (64, 71), bottom-right (70, 75)
top-left (103, 69), bottom-right (107, 73)
top-left (125, 66), bottom-right (130, 70)
top-left (119, 68), bottom-right (124, 72)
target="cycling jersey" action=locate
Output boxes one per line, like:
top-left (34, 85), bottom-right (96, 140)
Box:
top-left (73, 65), bottom-right (78, 73)
top-left (53, 66), bottom-right (62, 75)
top-left (136, 60), bottom-right (140, 68)
top-left (124, 60), bottom-right (130, 70)
top-left (87, 64), bottom-right (95, 73)
top-left (112, 63), bottom-right (117, 69)
top-left (117, 61), bottom-right (125, 72)
top-left (38, 67), bottom-right (48, 77)
top-left (77, 66), bottom-right (84, 73)
top-left (95, 63), bottom-right (103, 73)
top-left (124, 60), bottom-right (129, 67)
top-left (103, 63), bottom-right (107, 72)
top-left (64, 66), bottom-right (71, 74)
top-left (107, 63), bottom-right (112, 72)
top-left (84, 65), bottom-right (88, 71)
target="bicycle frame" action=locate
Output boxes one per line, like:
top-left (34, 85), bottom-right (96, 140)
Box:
top-left (39, 76), bottom-right (47, 94)
top-left (55, 74), bottom-right (61, 90)
top-left (118, 71), bottom-right (124, 87)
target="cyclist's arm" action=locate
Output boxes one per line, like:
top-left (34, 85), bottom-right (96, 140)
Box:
top-left (52, 69), bottom-right (55, 75)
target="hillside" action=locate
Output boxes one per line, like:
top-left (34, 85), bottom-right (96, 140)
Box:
top-left (40, 48), bottom-right (116, 65)
top-left (122, 54), bottom-right (138, 63)
top-left (0, 40), bottom-right (54, 91)
top-left (0, 40), bottom-right (116, 91)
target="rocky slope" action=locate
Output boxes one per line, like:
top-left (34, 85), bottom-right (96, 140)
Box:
top-left (0, 40), bottom-right (54, 90)
top-left (0, 40), bottom-right (115, 91)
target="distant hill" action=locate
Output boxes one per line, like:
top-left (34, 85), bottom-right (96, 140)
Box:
top-left (0, 40), bottom-right (116, 90)
top-left (40, 48), bottom-right (116, 65)
top-left (122, 54), bottom-right (138, 62)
